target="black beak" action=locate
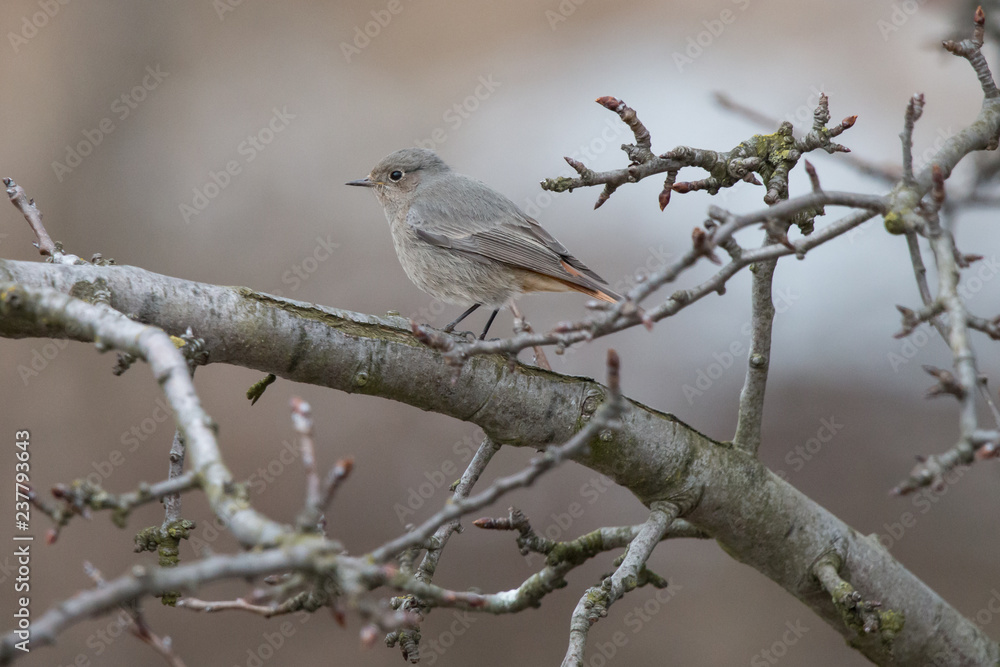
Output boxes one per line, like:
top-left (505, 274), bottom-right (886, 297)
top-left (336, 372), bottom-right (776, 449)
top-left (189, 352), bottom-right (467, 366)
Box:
top-left (345, 177), bottom-right (376, 187)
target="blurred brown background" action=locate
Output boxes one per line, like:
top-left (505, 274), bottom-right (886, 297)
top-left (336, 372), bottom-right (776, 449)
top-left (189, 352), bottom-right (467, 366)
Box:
top-left (1, 1), bottom-right (999, 665)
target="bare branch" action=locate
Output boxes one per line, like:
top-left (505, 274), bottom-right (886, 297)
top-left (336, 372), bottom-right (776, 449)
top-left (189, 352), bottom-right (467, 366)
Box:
top-left (894, 302), bottom-right (945, 339)
top-left (161, 430), bottom-right (186, 527)
top-left (562, 501), bottom-right (678, 666)
top-left (903, 232), bottom-right (948, 338)
top-left (812, 556), bottom-right (890, 646)
top-left (4, 178), bottom-right (61, 259)
top-left (386, 437), bottom-right (501, 662)
top-left (0, 540), bottom-right (336, 660)
top-left (713, 92), bottom-right (899, 183)
top-left (177, 595), bottom-right (305, 618)
top-left (733, 249), bottom-right (777, 455)
top-left (84, 562), bottom-right (186, 667)
top-left (416, 438), bottom-right (501, 583)
top-left (900, 93), bottom-right (926, 184)
top-left (943, 6), bottom-right (999, 101)
top-left (383, 516), bottom-right (697, 617)
top-left (32, 470), bottom-right (199, 540)
top-left (596, 96), bottom-right (652, 153)
top-left (892, 161), bottom-right (990, 491)
top-left (292, 397), bottom-right (324, 532)
top-left (318, 458), bottom-right (354, 513)
top-left (803, 159), bottom-right (822, 192)
top-left (0, 282), bottom-right (289, 547)
top-left (474, 508), bottom-right (708, 557)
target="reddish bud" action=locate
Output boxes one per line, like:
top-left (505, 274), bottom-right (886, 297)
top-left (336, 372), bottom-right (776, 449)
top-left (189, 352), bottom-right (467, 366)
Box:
top-left (658, 189), bottom-right (670, 211)
top-left (564, 156), bottom-right (587, 174)
top-left (596, 96), bottom-right (623, 111)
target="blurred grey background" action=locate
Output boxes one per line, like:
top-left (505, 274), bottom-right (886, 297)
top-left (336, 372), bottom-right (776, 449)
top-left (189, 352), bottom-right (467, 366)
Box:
top-left (1, 1), bottom-right (999, 665)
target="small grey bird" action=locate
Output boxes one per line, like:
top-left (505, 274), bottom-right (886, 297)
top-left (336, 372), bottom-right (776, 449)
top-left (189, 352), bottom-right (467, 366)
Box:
top-left (347, 148), bottom-right (620, 339)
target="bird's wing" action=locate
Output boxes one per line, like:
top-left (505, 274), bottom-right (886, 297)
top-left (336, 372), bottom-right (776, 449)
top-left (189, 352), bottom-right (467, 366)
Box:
top-left (407, 174), bottom-right (617, 296)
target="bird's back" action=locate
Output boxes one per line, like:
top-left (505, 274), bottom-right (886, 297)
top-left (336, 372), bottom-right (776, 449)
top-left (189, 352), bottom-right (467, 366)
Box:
top-left (410, 172), bottom-right (617, 297)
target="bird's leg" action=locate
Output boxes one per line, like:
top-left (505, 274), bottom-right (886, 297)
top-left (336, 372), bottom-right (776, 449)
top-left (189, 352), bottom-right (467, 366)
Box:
top-left (479, 309), bottom-right (500, 340)
top-left (444, 304), bottom-right (481, 333)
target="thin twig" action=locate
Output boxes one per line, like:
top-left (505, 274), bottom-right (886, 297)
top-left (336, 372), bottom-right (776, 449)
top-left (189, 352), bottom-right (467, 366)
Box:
top-left (510, 301), bottom-right (551, 370)
top-left (4, 178), bottom-right (60, 259)
top-left (904, 232), bottom-right (948, 339)
top-left (389, 437), bottom-right (501, 662)
top-left (83, 562), bottom-right (187, 667)
top-left (292, 397), bottom-right (324, 531)
top-left (1, 540), bottom-right (336, 659)
top-left (893, 164), bottom-right (986, 493)
top-left (562, 501), bottom-right (678, 666)
top-left (416, 438), bottom-right (501, 583)
top-left (900, 94), bottom-right (926, 185)
top-left (34, 471), bottom-right (199, 540)
top-left (318, 458), bottom-right (354, 512)
top-left (177, 596), bottom-right (301, 618)
top-left (381, 515), bottom-right (701, 615)
top-left (161, 430), bottom-right (186, 527)
top-left (812, 556), bottom-right (885, 639)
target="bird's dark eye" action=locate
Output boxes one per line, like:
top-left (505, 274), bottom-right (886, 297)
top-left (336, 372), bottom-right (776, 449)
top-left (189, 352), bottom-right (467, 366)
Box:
top-left (389, 170), bottom-right (404, 182)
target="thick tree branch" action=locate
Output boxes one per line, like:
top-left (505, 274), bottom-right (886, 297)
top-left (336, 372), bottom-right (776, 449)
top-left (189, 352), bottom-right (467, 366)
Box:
top-left (371, 351), bottom-right (623, 564)
top-left (2, 259), bottom-right (996, 664)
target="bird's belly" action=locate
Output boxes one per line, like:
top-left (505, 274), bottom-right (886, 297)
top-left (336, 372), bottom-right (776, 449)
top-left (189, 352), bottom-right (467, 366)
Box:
top-left (390, 226), bottom-right (520, 307)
